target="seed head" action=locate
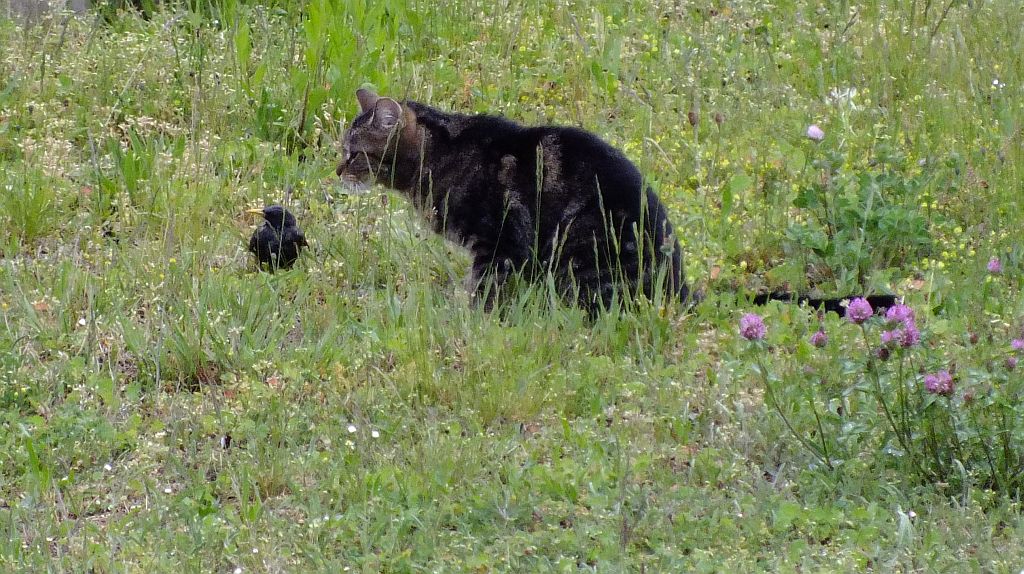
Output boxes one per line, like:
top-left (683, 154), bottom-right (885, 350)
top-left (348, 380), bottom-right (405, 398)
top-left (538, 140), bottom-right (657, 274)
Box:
top-left (809, 329), bottom-right (828, 348)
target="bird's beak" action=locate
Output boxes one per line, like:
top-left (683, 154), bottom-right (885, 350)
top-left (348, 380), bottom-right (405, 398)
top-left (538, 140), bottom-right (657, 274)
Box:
top-left (246, 208), bottom-right (264, 215)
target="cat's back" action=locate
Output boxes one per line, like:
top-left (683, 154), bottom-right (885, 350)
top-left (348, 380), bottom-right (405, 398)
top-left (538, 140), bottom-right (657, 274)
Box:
top-left (409, 101), bottom-right (644, 204)
top-left (406, 101), bottom-right (526, 145)
top-left (528, 124), bottom-right (637, 170)
top-left (409, 100), bottom-right (631, 163)
top-left (518, 124), bottom-right (645, 205)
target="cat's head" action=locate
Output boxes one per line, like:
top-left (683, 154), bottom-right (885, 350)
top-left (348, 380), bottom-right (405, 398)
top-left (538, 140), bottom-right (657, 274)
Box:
top-left (336, 88), bottom-right (419, 192)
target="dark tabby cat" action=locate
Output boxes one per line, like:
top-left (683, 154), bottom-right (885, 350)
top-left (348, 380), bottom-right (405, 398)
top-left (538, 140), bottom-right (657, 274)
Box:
top-left (337, 88), bottom-right (686, 314)
top-left (336, 88), bottom-right (897, 315)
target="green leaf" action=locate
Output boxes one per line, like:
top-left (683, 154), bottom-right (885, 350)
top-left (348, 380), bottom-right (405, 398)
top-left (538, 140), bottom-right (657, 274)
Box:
top-left (785, 223), bottom-right (829, 253)
top-left (234, 21), bottom-right (252, 76)
top-left (93, 374), bottom-right (118, 409)
top-left (786, 148), bottom-right (806, 173)
top-left (793, 185), bottom-right (822, 209)
top-left (774, 501), bottom-right (803, 531)
top-left (724, 174), bottom-right (752, 216)
top-left (930, 319), bottom-right (950, 335)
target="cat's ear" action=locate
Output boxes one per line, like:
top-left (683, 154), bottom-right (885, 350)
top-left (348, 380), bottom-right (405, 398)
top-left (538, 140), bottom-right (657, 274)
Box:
top-left (356, 88), bottom-right (379, 113)
top-left (372, 98), bottom-right (403, 130)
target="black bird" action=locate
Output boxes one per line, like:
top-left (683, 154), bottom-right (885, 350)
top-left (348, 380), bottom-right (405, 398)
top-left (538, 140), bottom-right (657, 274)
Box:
top-left (247, 205), bottom-right (308, 271)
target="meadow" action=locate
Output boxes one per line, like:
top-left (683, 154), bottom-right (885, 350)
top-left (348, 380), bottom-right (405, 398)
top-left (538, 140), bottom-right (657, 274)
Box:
top-left (1, 0), bottom-right (1023, 571)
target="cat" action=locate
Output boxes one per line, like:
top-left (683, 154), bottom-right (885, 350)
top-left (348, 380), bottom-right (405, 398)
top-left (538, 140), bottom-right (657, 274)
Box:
top-left (336, 88), bottom-right (687, 314)
top-left (336, 88), bottom-right (897, 316)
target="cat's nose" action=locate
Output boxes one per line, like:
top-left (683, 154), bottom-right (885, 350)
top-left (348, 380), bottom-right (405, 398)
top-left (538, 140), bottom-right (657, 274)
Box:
top-left (336, 149), bottom-right (351, 176)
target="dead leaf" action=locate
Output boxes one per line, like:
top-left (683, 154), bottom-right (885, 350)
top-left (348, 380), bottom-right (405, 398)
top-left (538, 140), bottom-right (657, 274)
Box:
top-left (520, 422), bottom-right (542, 438)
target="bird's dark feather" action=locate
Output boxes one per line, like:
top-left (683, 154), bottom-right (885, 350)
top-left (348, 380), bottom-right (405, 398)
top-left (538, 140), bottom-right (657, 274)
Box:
top-left (248, 205), bottom-right (306, 271)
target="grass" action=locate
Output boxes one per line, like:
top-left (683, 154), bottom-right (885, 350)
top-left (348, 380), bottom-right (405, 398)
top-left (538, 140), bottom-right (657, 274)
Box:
top-left (1, 0), bottom-right (1023, 571)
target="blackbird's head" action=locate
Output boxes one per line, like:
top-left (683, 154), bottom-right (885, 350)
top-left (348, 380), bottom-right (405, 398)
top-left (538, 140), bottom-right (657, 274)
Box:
top-left (248, 205), bottom-right (297, 228)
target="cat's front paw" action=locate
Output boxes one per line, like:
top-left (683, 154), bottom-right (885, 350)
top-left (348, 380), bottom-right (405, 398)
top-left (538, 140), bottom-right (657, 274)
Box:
top-left (468, 285), bottom-right (499, 313)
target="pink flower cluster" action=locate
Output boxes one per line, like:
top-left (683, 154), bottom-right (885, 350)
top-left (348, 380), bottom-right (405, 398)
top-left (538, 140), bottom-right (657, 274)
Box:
top-left (740, 313), bottom-right (767, 341)
top-left (880, 304), bottom-right (920, 349)
top-left (1010, 338), bottom-right (1024, 370)
top-left (845, 298), bottom-right (874, 324)
top-left (987, 256), bottom-right (1003, 275)
top-left (924, 371), bottom-right (954, 397)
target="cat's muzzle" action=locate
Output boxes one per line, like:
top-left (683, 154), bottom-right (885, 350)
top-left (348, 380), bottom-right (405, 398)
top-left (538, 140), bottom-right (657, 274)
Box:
top-left (339, 174), bottom-right (372, 193)
top-left (336, 157), bottom-right (373, 193)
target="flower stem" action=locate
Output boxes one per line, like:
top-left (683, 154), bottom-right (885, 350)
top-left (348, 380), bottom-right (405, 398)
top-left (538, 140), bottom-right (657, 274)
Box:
top-left (757, 355), bottom-right (833, 471)
top-left (860, 325), bottom-right (922, 476)
top-left (811, 401), bottom-right (832, 467)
